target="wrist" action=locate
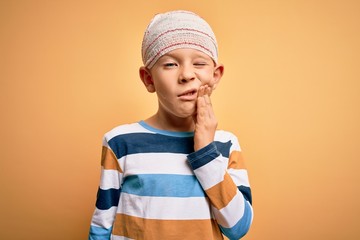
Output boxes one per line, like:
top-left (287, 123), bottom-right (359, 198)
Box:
top-left (188, 142), bottom-right (220, 170)
top-left (194, 139), bottom-right (213, 151)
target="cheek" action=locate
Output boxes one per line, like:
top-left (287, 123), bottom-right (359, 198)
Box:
top-left (154, 84), bottom-right (174, 101)
top-left (201, 73), bottom-right (215, 86)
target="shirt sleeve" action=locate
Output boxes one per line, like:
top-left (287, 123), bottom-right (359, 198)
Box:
top-left (187, 135), bottom-right (253, 240)
top-left (89, 137), bottom-right (123, 240)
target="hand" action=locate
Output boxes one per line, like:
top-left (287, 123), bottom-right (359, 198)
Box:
top-left (193, 85), bottom-right (217, 151)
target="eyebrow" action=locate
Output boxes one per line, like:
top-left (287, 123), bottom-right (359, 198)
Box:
top-left (163, 51), bottom-right (211, 60)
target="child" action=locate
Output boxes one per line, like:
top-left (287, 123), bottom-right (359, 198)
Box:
top-left (89, 10), bottom-right (253, 240)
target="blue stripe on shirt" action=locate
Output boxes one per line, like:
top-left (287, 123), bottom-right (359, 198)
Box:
top-left (214, 140), bottom-right (232, 158)
top-left (89, 225), bottom-right (112, 240)
top-left (121, 174), bottom-right (206, 197)
top-left (238, 185), bottom-right (252, 205)
top-left (107, 132), bottom-right (233, 160)
top-left (108, 133), bottom-right (194, 159)
top-left (220, 200), bottom-right (253, 240)
top-left (95, 188), bottom-right (121, 210)
top-left (187, 142), bottom-right (221, 170)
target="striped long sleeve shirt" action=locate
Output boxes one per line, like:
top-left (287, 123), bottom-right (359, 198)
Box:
top-left (89, 121), bottom-right (253, 240)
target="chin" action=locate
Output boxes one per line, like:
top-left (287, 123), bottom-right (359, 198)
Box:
top-left (178, 110), bottom-right (196, 118)
top-left (173, 104), bottom-right (196, 118)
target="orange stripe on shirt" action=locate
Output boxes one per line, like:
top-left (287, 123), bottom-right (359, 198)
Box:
top-left (101, 146), bottom-right (122, 172)
top-left (112, 213), bottom-right (223, 240)
top-left (228, 151), bottom-right (246, 170)
top-left (205, 173), bottom-right (237, 210)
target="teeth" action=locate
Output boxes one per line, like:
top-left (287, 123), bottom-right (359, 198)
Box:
top-left (179, 91), bottom-right (195, 97)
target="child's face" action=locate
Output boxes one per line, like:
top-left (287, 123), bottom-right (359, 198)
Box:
top-left (146, 48), bottom-right (223, 119)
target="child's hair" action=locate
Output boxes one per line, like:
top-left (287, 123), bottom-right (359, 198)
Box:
top-left (141, 10), bottom-right (218, 68)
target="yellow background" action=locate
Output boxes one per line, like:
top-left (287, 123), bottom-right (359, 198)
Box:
top-left (1, 0), bottom-right (359, 239)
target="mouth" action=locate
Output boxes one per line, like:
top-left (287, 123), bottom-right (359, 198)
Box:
top-left (178, 89), bottom-right (197, 100)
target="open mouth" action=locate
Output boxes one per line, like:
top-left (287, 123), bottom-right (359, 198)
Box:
top-left (178, 89), bottom-right (197, 97)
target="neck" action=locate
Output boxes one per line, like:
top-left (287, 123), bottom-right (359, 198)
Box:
top-left (145, 111), bottom-right (195, 132)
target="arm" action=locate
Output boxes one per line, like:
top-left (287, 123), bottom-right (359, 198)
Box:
top-left (188, 138), bottom-right (253, 240)
top-left (89, 137), bottom-right (123, 240)
top-left (189, 86), bottom-right (253, 239)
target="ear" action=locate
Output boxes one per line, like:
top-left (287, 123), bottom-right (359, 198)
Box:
top-left (211, 63), bottom-right (224, 91)
top-left (139, 66), bottom-right (156, 93)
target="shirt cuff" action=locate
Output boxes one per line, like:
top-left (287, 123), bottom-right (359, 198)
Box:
top-left (187, 142), bottom-right (220, 170)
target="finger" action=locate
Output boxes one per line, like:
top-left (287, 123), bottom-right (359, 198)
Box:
top-left (204, 86), bottom-right (212, 105)
top-left (198, 85), bottom-right (205, 98)
top-left (196, 96), bottom-right (207, 120)
top-left (205, 85), bottom-right (212, 96)
top-left (203, 94), bottom-right (211, 105)
top-left (197, 93), bottom-right (206, 109)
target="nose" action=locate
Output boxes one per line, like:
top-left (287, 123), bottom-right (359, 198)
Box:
top-left (178, 64), bottom-right (195, 83)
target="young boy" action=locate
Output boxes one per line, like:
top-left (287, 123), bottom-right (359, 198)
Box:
top-left (89, 10), bottom-right (253, 240)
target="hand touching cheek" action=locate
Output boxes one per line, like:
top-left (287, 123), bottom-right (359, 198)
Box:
top-left (193, 85), bottom-right (217, 151)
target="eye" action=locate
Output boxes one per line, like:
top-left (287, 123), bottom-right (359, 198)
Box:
top-left (164, 62), bottom-right (177, 67)
top-left (194, 62), bottom-right (207, 67)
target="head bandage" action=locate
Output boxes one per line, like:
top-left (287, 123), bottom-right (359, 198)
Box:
top-left (141, 10), bottom-right (218, 68)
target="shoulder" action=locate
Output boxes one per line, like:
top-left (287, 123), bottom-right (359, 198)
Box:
top-left (103, 122), bottom-right (151, 142)
top-left (215, 129), bottom-right (242, 151)
top-left (215, 129), bottom-right (238, 141)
